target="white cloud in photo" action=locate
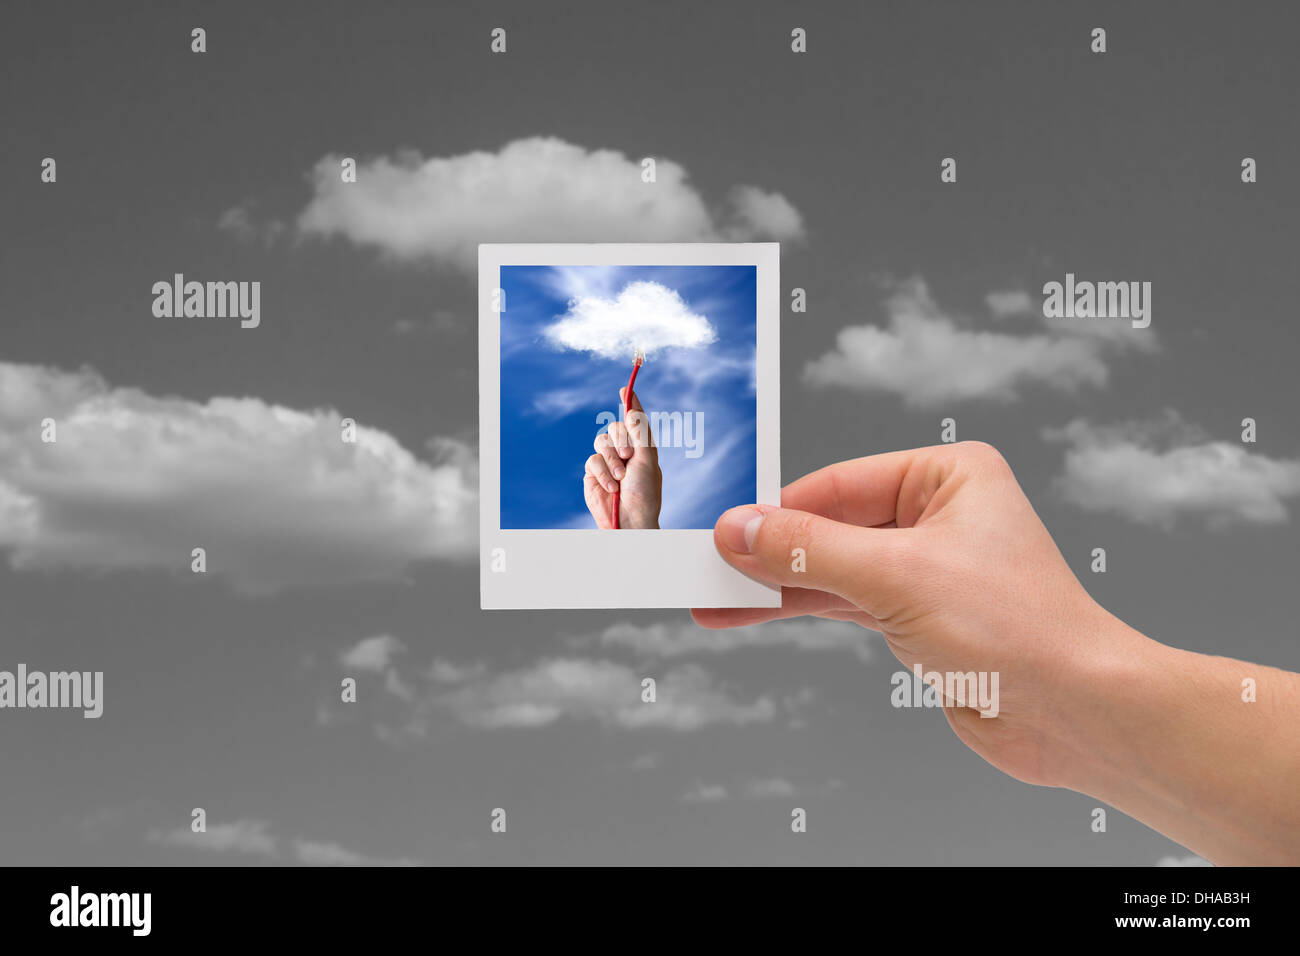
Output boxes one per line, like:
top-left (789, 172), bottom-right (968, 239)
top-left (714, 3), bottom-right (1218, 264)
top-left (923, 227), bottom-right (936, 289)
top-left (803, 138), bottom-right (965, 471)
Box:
top-left (147, 818), bottom-right (277, 857)
top-left (340, 634), bottom-right (406, 673)
top-left (1046, 413), bottom-right (1300, 528)
top-left (290, 137), bottom-right (804, 271)
top-left (542, 280), bottom-right (717, 360)
top-left (803, 278), bottom-right (1157, 407)
top-left (0, 362), bottom-right (476, 594)
top-left (582, 618), bottom-right (874, 663)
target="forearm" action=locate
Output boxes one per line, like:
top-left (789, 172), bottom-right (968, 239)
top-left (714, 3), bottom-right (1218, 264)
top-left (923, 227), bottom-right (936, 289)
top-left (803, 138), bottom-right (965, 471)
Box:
top-left (1061, 615), bottom-right (1300, 865)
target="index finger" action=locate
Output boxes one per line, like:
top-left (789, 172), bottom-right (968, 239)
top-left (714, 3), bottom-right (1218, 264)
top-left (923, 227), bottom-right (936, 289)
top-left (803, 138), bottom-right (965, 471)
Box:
top-left (777, 446), bottom-right (936, 529)
top-left (620, 385), bottom-right (644, 417)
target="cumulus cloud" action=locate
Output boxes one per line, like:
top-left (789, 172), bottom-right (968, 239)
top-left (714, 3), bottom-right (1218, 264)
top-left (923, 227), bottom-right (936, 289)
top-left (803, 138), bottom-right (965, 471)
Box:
top-left (1046, 412), bottom-right (1300, 528)
top-left (0, 362), bottom-right (476, 593)
top-left (582, 619), bottom-right (873, 663)
top-left (147, 819), bottom-right (277, 857)
top-left (290, 137), bottom-right (804, 271)
top-left (803, 278), bottom-right (1156, 407)
top-left (340, 635), bottom-right (405, 673)
top-left (542, 281), bottom-right (717, 360)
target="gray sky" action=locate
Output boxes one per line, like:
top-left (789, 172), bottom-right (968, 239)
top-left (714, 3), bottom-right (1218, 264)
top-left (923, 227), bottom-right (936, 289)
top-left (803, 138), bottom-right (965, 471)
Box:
top-left (1, 0), bottom-right (1297, 865)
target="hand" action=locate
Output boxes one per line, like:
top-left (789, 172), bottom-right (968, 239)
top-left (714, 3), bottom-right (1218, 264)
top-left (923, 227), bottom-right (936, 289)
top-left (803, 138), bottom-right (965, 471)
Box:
top-left (584, 385), bottom-right (662, 529)
top-left (693, 441), bottom-right (1300, 864)
top-left (694, 441), bottom-right (1104, 789)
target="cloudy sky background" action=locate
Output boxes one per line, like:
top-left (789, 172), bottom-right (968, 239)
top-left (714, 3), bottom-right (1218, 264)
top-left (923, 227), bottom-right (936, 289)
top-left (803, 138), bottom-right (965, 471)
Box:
top-left (1, 0), bottom-right (1297, 865)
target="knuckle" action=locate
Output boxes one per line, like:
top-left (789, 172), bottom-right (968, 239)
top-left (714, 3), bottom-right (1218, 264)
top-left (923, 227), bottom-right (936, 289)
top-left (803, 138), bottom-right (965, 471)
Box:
top-left (958, 440), bottom-right (1004, 464)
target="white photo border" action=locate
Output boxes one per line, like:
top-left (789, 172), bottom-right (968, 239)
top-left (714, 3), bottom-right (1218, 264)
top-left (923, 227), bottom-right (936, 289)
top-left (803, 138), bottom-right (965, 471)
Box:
top-left (479, 243), bottom-right (781, 609)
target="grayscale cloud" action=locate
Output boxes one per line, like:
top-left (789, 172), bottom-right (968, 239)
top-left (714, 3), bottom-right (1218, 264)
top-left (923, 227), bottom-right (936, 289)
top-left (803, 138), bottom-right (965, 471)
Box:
top-left (1046, 413), bottom-right (1300, 528)
top-left (804, 278), bottom-right (1157, 407)
top-left (289, 136), bottom-right (805, 271)
top-left (0, 362), bottom-right (476, 593)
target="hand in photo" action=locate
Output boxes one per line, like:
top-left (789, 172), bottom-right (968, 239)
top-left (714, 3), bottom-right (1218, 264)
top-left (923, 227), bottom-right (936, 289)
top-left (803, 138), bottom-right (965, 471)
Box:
top-left (695, 441), bottom-right (1300, 866)
top-left (584, 385), bottom-right (662, 529)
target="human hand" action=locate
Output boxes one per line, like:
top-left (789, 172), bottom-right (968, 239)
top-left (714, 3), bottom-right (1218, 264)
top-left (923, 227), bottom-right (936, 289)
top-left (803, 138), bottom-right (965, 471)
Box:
top-left (692, 441), bottom-right (1130, 790)
top-left (584, 385), bottom-right (662, 529)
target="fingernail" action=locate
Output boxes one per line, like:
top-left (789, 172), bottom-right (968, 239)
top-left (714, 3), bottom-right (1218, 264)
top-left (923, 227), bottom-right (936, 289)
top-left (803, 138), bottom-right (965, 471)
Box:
top-left (717, 507), bottom-right (764, 554)
top-left (613, 465), bottom-right (625, 479)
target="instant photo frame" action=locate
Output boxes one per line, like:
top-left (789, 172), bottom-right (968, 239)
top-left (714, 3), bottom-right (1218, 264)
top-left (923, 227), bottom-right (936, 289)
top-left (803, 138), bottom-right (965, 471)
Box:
top-left (479, 243), bottom-right (781, 609)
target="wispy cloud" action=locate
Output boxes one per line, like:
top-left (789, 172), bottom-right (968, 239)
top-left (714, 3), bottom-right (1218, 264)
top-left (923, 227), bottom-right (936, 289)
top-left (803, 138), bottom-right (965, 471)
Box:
top-left (147, 819), bottom-right (277, 857)
top-left (147, 818), bottom-right (421, 865)
top-left (803, 278), bottom-right (1156, 407)
top-left (324, 639), bottom-right (800, 740)
top-left (578, 618), bottom-right (874, 663)
top-left (340, 635), bottom-right (406, 673)
top-left (0, 362), bottom-right (476, 593)
top-left (279, 137), bottom-right (804, 271)
top-left (680, 782), bottom-right (729, 804)
top-left (430, 658), bottom-right (778, 732)
top-left (1046, 412), bottom-right (1300, 528)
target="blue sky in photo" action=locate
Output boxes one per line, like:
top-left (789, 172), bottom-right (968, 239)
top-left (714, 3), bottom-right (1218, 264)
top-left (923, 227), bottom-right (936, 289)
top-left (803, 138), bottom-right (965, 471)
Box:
top-left (499, 264), bottom-right (757, 529)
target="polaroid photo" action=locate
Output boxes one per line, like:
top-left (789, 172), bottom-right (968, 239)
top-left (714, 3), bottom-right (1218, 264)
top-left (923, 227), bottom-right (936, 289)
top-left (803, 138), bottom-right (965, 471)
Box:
top-left (479, 243), bottom-right (781, 609)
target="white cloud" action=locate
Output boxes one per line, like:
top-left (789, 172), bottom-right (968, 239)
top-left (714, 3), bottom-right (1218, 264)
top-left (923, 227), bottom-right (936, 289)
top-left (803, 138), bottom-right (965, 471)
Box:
top-left (146, 817), bottom-right (418, 865)
top-left (340, 635), bottom-right (405, 673)
top-left (585, 619), bottom-right (873, 663)
top-left (723, 185), bottom-right (806, 241)
top-left (147, 819), bottom-right (277, 857)
top-left (1156, 855), bottom-right (1213, 867)
top-left (985, 289), bottom-right (1035, 318)
top-left (0, 362), bottom-right (476, 593)
top-left (542, 280), bottom-right (717, 360)
top-left (291, 137), bottom-right (804, 271)
top-left (743, 777), bottom-right (797, 799)
top-left (680, 782), bottom-right (729, 804)
top-left (292, 839), bottom-right (420, 867)
top-left (803, 278), bottom-right (1156, 407)
top-left (1046, 413), bottom-right (1300, 528)
top-left (433, 657), bottom-right (777, 731)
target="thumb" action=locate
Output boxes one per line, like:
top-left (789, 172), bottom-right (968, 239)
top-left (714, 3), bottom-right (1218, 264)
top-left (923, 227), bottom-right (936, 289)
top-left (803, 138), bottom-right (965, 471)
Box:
top-left (713, 504), bottom-right (916, 615)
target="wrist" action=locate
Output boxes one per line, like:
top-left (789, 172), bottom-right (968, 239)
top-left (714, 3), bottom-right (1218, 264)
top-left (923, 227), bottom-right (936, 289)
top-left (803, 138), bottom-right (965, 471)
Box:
top-left (1039, 607), bottom-right (1177, 795)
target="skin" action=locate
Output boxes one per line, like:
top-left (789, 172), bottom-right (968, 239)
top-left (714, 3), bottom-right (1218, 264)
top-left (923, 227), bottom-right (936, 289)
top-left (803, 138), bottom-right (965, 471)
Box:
top-left (584, 385), bottom-right (662, 529)
top-left (692, 441), bottom-right (1300, 866)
